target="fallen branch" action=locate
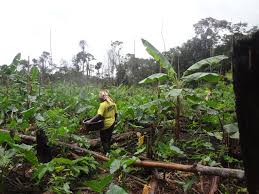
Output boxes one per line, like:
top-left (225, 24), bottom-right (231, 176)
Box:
top-left (0, 129), bottom-right (245, 179)
top-left (133, 160), bottom-right (244, 179)
top-left (0, 129), bottom-right (137, 148)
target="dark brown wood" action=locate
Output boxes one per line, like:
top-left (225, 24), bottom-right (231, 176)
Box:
top-left (36, 129), bottom-right (52, 163)
top-left (232, 30), bottom-right (259, 193)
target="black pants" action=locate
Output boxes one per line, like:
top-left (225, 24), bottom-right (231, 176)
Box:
top-left (100, 123), bottom-right (115, 154)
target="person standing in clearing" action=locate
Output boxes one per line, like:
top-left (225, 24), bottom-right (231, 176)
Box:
top-left (86, 90), bottom-right (117, 154)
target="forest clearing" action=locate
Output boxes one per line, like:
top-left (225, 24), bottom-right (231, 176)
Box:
top-left (1, 15), bottom-right (259, 194)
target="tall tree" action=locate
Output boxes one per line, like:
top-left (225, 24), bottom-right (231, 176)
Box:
top-left (107, 41), bottom-right (123, 77)
top-left (32, 51), bottom-right (51, 83)
top-left (74, 40), bottom-right (95, 78)
top-left (79, 40), bottom-right (87, 52)
top-left (95, 62), bottom-right (102, 77)
top-left (193, 17), bottom-right (231, 48)
top-left (116, 53), bottom-right (159, 85)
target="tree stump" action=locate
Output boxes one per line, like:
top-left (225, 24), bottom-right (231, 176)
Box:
top-left (36, 129), bottom-right (52, 163)
top-left (232, 30), bottom-right (259, 193)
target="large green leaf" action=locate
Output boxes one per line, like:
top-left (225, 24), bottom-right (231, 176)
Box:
top-left (21, 107), bottom-right (36, 120)
top-left (207, 131), bottom-right (223, 141)
top-left (11, 53), bottom-right (21, 66)
top-left (182, 72), bottom-right (220, 83)
top-left (31, 66), bottom-right (39, 82)
top-left (34, 163), bottom-right (55, 181)
top-left (224, 123), bottom-right (238, 133)
top-left (85, 174), bottom-right (113, 193)
top-left (0, 132), bottom-right (15, 144)
top-left (0, 147), bottom-right (16, 168)
top-left (166, 89), bottom-right (183, 97)
top-left (62, 182), bottom-right (71, 194)
top-left (35, 113), bottom-right (45, 121)
top-left (186, 94), bottom-right (203, 103)
top-left (139, 73), bottom-right (167, 84)
top-left (12, 143), bottom-right (39, 166)
top-left (183, 55), bottom-right (228, 75)
top-left (110, 159), bottom-right (121, 174)
top-left (224, 123), bottom-right (239, 139)
top-left (121, 156), bottom-right (139, 169)
top-left (230, 132), bottom-right (239, 139)
top-left (51, 157), bottom-right (73, 165)
top-left (184, 55), bottom-right (228, 76)
top-left (141, 39), bottom-right (176, 77)
top-left (169, 138), bottom-right (185, 155)
top-left (107, 184), bottom-right (128, 194)
top-left (0, 132), bottom-right (38, 165)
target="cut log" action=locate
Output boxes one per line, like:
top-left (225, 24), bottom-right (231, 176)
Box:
top-left (0, 129), bottom-right (245, 179)
top-left (0, 129), bottom-right (136, 148)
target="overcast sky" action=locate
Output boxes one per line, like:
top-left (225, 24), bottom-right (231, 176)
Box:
top-left (0, 0), bottom-right (258, 66)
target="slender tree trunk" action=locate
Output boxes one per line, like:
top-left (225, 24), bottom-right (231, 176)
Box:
top-left (174, 55), bottom-right (181, 139)
top-left (87, 63), bottom-right (89, 78)
top-left (82, 62), bottom-right (85, 75)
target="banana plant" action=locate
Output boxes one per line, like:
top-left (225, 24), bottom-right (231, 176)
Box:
top-left (139, 39), bottom-right (228, 139)
top-left (0, 53), bottom-right (21, 96)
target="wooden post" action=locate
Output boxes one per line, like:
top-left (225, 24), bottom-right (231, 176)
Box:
top-left (232, 31), bottom-right (259, 193)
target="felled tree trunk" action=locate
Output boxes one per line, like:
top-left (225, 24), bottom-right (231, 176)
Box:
top-left (232, 31), bottom-right (259, 193)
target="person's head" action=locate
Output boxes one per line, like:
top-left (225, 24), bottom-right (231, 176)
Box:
top-left (99, 89), bottom-right (109, 102)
